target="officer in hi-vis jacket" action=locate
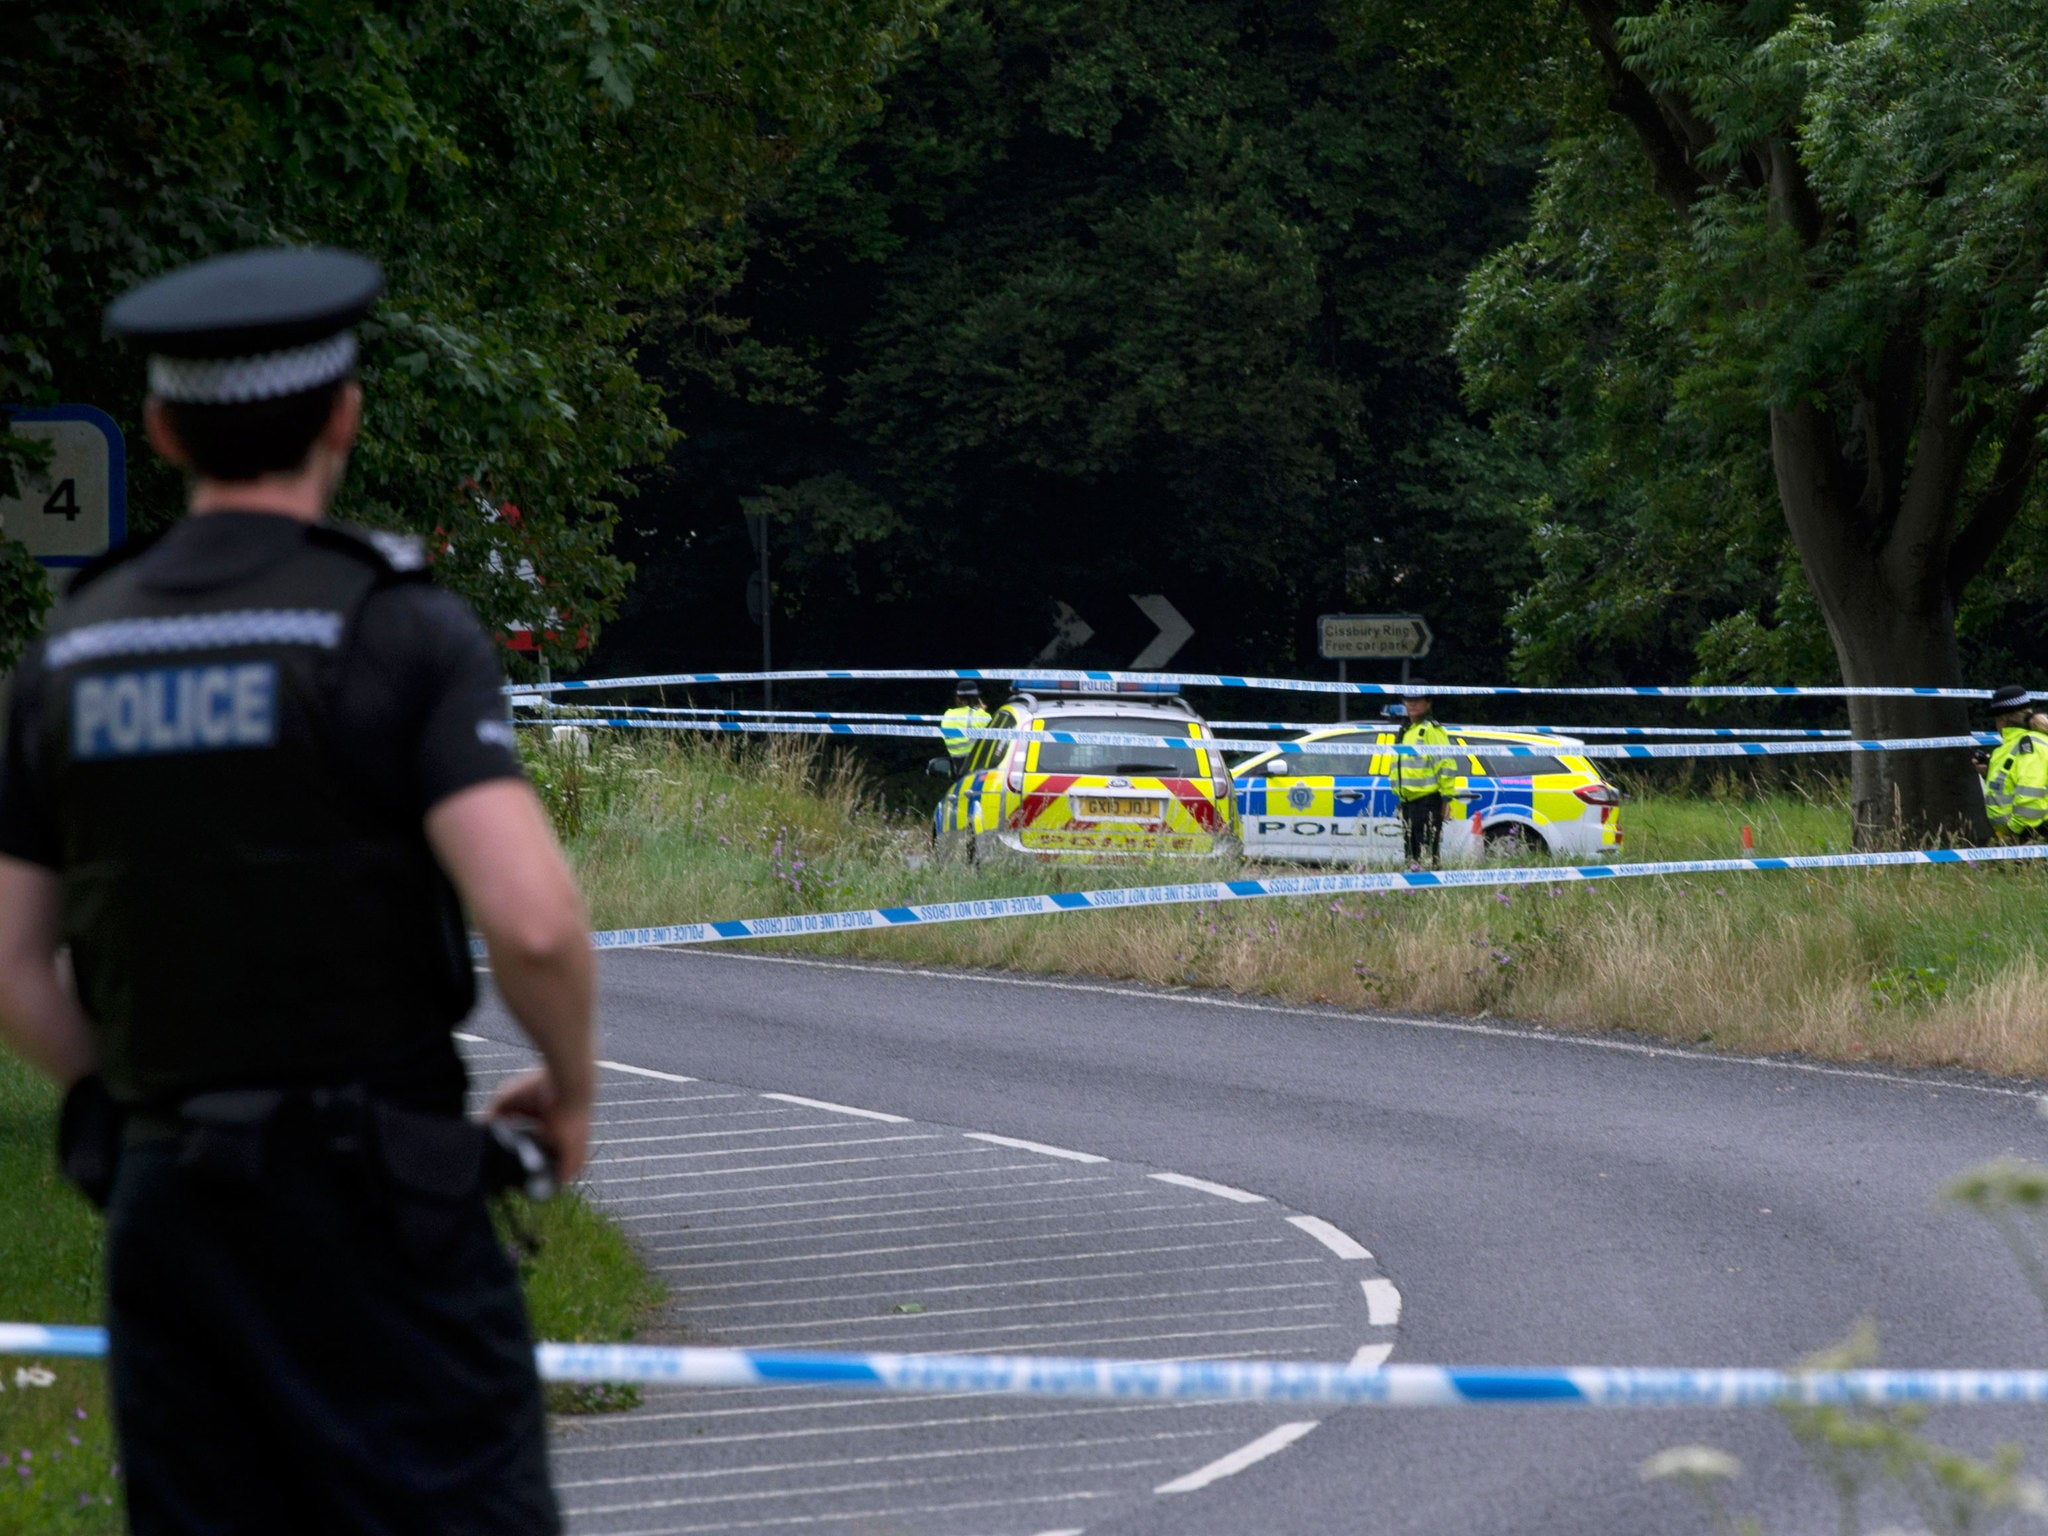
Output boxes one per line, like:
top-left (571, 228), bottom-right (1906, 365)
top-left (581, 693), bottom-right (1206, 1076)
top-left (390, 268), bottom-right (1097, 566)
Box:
top-left (0, 247), bottom-right (594, 1534)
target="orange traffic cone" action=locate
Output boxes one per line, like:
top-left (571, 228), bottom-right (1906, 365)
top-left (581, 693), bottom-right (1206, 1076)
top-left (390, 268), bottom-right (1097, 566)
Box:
top-left (1741, 823), bottom-right (1755, 852)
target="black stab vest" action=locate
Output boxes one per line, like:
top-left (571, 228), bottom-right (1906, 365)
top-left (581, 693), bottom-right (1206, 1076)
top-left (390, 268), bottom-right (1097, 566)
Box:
top-left (37, 522), bottom-right (474, 1106)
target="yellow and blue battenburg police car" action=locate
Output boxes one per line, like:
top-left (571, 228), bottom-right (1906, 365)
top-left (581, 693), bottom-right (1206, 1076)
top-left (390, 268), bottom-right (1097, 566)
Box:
top-left (933, 680), bottom-right (1242, 863)
top-left (1230, 725), bottom-right (1623, 863)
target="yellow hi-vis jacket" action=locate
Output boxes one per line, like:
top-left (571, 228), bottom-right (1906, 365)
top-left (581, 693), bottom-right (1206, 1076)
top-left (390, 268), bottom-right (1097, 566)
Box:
top-left (940, 704), bottom-right (992, 761)
top-left (1986, 726), bottom-right (2048, 837)
top-left (1393, 717), bottom-right (1461, 803)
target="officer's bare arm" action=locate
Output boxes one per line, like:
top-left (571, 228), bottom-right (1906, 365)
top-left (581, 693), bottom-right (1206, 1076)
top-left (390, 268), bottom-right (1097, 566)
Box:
top-left (0, 857), bottom-right (96, 1086)
top-left (425, 779), bottom-right (597, 1180)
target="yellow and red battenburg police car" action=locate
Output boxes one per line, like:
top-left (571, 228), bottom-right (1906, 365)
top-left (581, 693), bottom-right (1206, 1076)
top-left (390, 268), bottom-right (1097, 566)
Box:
top-left (1231, 725), bottom-right (1623, 863)
top-left (933, 681), bottom-right (1242, 863)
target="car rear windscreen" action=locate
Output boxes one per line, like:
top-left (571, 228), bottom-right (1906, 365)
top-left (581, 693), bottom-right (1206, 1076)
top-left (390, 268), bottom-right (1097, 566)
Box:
top-left (1471, 754), bottom-right (1568, 778)
top-left (1033, 715), bottom-right (1203, 777)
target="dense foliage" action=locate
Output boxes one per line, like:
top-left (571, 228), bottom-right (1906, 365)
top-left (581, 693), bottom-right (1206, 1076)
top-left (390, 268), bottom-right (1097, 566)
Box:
top-left (1361, 0), bottom-right (2048, 835)
top-left (600, 0), bottom-right (1533, 684)
top-left (0, 0), bottom-right (935, 670)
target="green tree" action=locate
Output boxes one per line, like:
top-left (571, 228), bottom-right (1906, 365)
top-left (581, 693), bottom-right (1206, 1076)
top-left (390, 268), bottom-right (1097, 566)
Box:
top-left (0, 0), bottom-right (935, 671)
top-left (1370, 0), bottom-right (2048, 841)
top-left (620, 0), bottom-right (1534, 684)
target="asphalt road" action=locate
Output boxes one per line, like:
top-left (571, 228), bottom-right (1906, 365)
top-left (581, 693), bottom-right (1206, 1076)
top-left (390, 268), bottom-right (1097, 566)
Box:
top-left (517, 947), bottom-right (2048, 1534)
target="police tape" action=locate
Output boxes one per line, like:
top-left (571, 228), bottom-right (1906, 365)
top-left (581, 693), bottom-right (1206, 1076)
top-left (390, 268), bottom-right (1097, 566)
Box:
top-left (518, 712), bottom-right (1997, 761)
top-left (516, 699), bottom-right (1852, 739)
top-left (506, 666), bottom-right (2039, 702)
top-left (4, 1324), bottom-right (2047, 1407)
top-left (571, 845), bottom-right (2048, 953)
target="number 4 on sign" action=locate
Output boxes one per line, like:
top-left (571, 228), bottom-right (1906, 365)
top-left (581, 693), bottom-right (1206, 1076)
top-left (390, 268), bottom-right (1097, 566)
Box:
top-left (43, 479), bottom-right (81, 521)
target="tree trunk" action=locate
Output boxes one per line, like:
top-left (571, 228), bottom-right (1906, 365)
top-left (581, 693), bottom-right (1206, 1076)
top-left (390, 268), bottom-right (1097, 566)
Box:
top-left (1770, 403), bottom-right (1989, 847)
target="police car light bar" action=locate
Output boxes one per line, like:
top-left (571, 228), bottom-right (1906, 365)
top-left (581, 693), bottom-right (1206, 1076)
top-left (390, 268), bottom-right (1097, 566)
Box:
top-left (1010, 678), bottom-right (1181, 695)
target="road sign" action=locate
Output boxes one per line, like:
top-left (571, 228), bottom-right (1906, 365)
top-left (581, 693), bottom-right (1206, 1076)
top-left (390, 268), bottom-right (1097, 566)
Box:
top-left (0, 406), bottom-right (126, 568)
top-left (1318, 613), bottom-right (1432, 661)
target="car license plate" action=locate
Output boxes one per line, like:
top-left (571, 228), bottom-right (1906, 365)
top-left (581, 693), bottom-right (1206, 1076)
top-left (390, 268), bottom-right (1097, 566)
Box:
top-left (1076, 795), bottom-right (1158, 820)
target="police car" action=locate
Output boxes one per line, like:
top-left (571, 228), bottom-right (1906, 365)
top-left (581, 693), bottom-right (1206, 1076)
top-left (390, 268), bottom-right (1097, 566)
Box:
top-left (1231, 725), bottom-right (1622, 863)
top-left (933, 681), bottom-right (1242, 863)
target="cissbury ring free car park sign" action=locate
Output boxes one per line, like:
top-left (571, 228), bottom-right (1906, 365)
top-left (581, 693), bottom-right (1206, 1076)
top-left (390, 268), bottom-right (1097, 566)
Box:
top-left (0, 405), bottom-right (127, 568)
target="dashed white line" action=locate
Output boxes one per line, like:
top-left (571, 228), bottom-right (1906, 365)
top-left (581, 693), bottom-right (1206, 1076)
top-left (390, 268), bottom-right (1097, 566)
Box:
top-left (599, 1059), bottom-right (699, 1084)
top-left (1361, 1277), bottom-right (1402, 1327)
top-left (1149, 1170), bottom-right (1265, 1203)
top-left (961, 1132), bottom-right (1107, 1164)
top-left (1153, 1420), bottom-right (1320, 1493)
top-left (1285, 1214), bottom-right (1373, 1260)
top-left (760, 1092), bottom-right (911, 1123)
top-left (1351, 1340), bottom-right (1395, 1369)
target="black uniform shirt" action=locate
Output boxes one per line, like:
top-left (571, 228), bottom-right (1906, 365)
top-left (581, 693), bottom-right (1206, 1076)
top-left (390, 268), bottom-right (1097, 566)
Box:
top-left (0, 513), bottom-right (526, 870)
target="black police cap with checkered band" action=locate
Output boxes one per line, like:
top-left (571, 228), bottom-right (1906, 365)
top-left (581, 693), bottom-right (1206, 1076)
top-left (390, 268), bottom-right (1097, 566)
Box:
top-left (105, 248), bottom-right (383, 404)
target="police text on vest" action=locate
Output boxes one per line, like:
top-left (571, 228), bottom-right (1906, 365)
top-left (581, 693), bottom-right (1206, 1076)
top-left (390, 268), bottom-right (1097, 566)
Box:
top-left (72, 663), bottom-right (279, 760)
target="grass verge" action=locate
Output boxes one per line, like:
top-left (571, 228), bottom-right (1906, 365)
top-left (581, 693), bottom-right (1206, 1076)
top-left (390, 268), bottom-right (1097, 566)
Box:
top-left (497, 1190), bottom-right (665, 1414)
top-left (540, 733), bottom-right (2048, 1076)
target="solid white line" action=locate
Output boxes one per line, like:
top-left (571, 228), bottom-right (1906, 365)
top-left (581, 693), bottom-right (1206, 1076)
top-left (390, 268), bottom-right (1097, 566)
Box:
top-left (1351, 1340), bottom-right (1394, 1369)
top-left (593, 1147), bottom-right (984, 1185)
top-left (600, 1059), bottom-right (699, 1084)
top-left (698, 1281), bottom-right (1324, 1334)
top-left (608, 1172), bottom-right (1105, 1222)
top-left (668, 1237), bottom-right (1293, 1290)
top-left (588, 1134), bottom-right (940, 1168)
top-left (961, 1132), bottom-right (1107, 1164)
top-left (1032, 1529), bottom-right (1086, 1535)
top-left (1286, 1214), bottom-right (1372, 1260)
top-left (682, 1256), bottom-right (1323, 1312)
top-left (660, 950), bottom-right (2041, 1101)
top-left (1154, 1421), bottom-right (1320, 1494)
top-left (760, 1092), bottom-right (910, 1123)
top-left (1149, 1170), bottom-right (1264, 1203)
top-left (1361, 1278), bottom-right (1402, 1327)
top-left (593, 1094), bottom-right (750, 1109)
top-left (591, 1121), bottom-right (868, 1148)
top-left (453, 1030), bottom-right (489, 1043)
top-left (732, 1302), bottom-right (1335, 1350)
top-left (599, 1161), bottom-right (1059, 1207)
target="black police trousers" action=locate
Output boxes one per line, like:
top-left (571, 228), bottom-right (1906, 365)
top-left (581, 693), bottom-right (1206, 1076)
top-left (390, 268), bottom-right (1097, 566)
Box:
top-left (1401, 792), bottom-right (1446, 866)
top-left (105, 1121), bottom-right (559, 1535)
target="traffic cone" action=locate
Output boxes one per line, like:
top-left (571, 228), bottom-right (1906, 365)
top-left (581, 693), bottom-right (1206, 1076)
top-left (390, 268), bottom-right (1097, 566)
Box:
top-left (1741, 823), bottom-right (1755, 852)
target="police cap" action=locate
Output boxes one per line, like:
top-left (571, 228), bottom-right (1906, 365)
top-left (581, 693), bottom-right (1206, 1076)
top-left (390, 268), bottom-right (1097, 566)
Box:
top-left (105, 247), bottom-right (383, 405)
top-left (1399, 678), bottom-right (1432, 699)
top-left (954, 680), bottom-right (982, 698)
top-left (1989, 684), bottom-right (2034, 714)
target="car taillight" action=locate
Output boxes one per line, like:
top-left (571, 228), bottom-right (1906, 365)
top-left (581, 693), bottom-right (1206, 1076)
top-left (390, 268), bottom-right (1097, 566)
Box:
top-left (1574, 783), bottom-right (1621, 807)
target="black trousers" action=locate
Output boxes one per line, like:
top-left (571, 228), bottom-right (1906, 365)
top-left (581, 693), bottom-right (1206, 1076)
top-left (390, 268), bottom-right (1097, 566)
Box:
top-left (106, 1131), bottom-right (559, 1535)
top-left (1401, 792), bottom-right (1446, 865)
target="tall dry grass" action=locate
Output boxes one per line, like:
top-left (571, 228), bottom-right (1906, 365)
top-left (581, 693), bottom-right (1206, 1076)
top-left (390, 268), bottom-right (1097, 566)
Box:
top-left (533, 733), bottom-right (2048, 1076)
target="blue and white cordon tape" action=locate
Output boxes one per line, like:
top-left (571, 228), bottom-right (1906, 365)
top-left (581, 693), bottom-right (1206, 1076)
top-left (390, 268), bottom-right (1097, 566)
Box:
top-left (519, 713), bottom-right (1996, 762)
top-left (515, 700), bottom-right (1854, 739)
top-left (568, 845), bottom-right (2048, 954)
top-left (3, 1325), bottom-right (2045, 1408)
top-left (508, 665), bottom-right (2037, 702)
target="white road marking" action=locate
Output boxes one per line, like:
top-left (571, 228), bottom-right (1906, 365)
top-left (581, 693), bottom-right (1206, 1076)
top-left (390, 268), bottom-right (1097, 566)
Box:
top-left (568, 1486), bottom-right (1116, 1534)
top-left (685, 1256), bottom-right (1325, 1311)
top-left (591, 1121), bottom-right (875, 1148)
top-left (962, 1132), bottom-right (1106, 1163)
top-left (1031, 1529), bottom-right (1087, 1535)
top-left (596, 1147), bottom-right (989, 1185)
top-left (1153, 1420), bottom-right (1320, 1494)
top-left (1149, 1170), bottom-right (1264, 1203)
top-left (734, 1302), bottom-right (1336, 1350)
top-left (1286, 1214), bottom-right (1372, 1260)
top-left (591, 1093), bottom-right (751, 1109)
top-left (588, 1134), bottom-right (942, 1168)
top-left (666, 949), bottom-right (2041, 1101)
top-left (660, 1216), bottom-right (1259, 1269)
top-left (1351, 1340), bottom-right (1395, 1369)
top-left (668, 1237), bottom-right (1295, 1288)
top-left (1361, 1277), bottom-right (1402, 1326)
top-left (760, 1092), bottom-right (910, 1123)
top-left (694, 1280), bottom-right (1325, 1335)
top-left (610, 1172), bottom-right (1108, 1222)
top-left (452, 1030), bottom-right (489, 1043)
top-left (602, 1161), bottom-right (1060, 1207)
top-left (599, 1059), bottom-right (699, 1084)
top-left (552, 1395), bottom-right (1217, 1445)
top-left (558, 1426), bottom-right (1218, 1489)
top-left (572, 1457), bottom-right (1176, 1516)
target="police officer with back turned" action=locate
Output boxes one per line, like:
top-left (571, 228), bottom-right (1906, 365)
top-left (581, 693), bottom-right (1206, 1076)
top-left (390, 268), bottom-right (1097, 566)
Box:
top-left (0, 247), bottom-right (595, 1533)
top-left (940, 679), bottom-right (991, 770)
